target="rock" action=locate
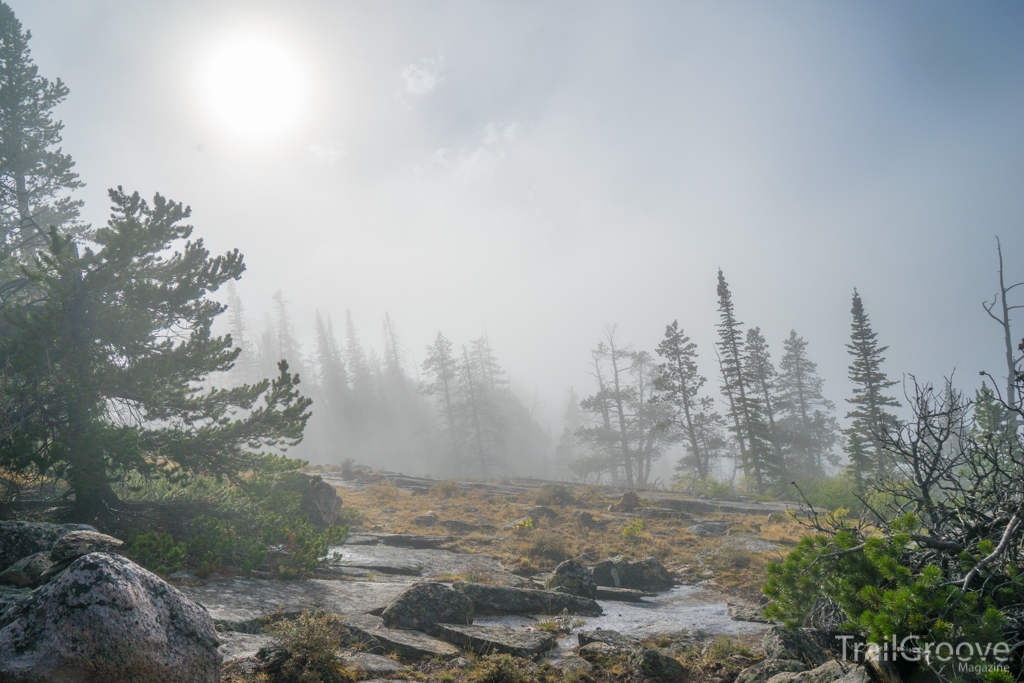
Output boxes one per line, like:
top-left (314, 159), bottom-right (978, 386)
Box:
top-left (503, 517), bottom-right (534, 530)
top-left (0, 551), bottom-right (54, 588)
top-left (578, 629), bottom-right (639, 650)
top-left (635, 648), bottom-right (688, 680)
top-left (0, 552), bottom-right (220, 683)
top-left (435, 623), bottom-right (555, 659)
top-left (579, 641), bottom-right (625, 661)
top-left (558, 655), bottom-right (594, 674)
top-left (438, 520), bottom-right (488, 533)
top-left (546, 560), bottom-right (597, 599)
top-left (446, 657), bottom-right (472, 669)
top-left (610, 490), bottom-right (641, 512)
top-left (340, 651), bottom-right (407, 676)
top-left (414, 513), bottom-right (438, 527)
top-left (0, 584), bottom-right (30, 616)
top-left (217, 631), bottom-right (276, 664)
top-left (340, 613), bottom-right (460, 660)
top-left (595, 586), bottom-right (652, 602)
top-left (736, 659), bottom-right (809, 683)
top-left (279, 473), bottom-right (344, 527)
top-left (763, 626), bottom-right (828, 667)
top-left (0, 521), bottom-right (96, 572)
top-left (381, 582), bottom-right (474, 632)
top-left (729, 602), bottom-right (768, 623)
top-left (525, 505), bottom-right (558, 519)
top-left (592, 555), bottom-right (673, 591)
top-left (454, 581), bottom-right (603, 616)
top-left (50, 530), bottom-right (124, 563)
top-left (687, 520), bottom-right (734, 537)
top-left (574, 510), bottom-right (595, 525)
top-left (767, 660), bottom-right (863, 683)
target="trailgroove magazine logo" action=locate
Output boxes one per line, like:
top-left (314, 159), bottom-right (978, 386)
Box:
top-left (836, 635), bottom-right (1011, 672)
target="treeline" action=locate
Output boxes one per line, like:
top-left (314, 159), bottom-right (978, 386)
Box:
top-left (219, 286), bottom-right (552, 478)
top-left (558, 270), bottom-right (904, 497)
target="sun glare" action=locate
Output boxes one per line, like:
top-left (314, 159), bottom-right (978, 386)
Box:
top-left (198, 31), bottom-right (311, 147)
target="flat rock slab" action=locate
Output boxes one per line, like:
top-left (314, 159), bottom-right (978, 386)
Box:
top-left (728, 603), bottom-right (769, 623)
top-left (180, 578), bottom-right (407, 627)
top-left (218, 632), bottom-right (275, 663)
top-left (596, 587), bottom-right (654, 602)
top-left (345, 533), bottom-right (453, 549)
top-left (435, 623), bottom-right (555, 659)
top-left (318, 563), bottom-right (423, 578)
top-left (454, 582), bottom-right (603, 616)
top-left (340, 613), bottom-right (460, 660)
top-left (329, 544), bottom-right (504, 579)
top-left (340, 651), bottom-right (407, 676)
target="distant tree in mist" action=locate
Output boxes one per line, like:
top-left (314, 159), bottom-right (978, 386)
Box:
top-left (654, 320), bottom-right (725, 487)
top-left (225, 282), bottom-right (257, 385)
top-left (775, 330), bottom-right (839, 478)
top-left (844, 289), bottom-right (900, 489)
top-left (0, 3), bottom-right (83, 260)
top-left (423, 332), bottom-right (461, 465)
top-left (742, 327), bottom-right (785, 485)
top-left (554, 388), bottom-right (586, 476)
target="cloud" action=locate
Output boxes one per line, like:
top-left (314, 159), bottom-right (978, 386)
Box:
top-left (447, 122), bottom-right (521, 183)
top-left (308, 142), bottom-right (345, 164)
top-left (401, 56), bottom-right (444, 96)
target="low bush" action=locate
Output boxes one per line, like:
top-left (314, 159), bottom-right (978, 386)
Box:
top-left (430, 480), bottom-right (462, 499)
top-left (268, 611), bottom-right (353, 683)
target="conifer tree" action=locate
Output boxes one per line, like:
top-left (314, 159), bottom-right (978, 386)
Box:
top-left (743, 327), bottom-right (785, 484)
top-left (0, 189), bottom-right (310, 516)
top-left (716, 270), bottom-right (770, 492)
top-left (0, 4), bottom-right (83, 257)
top-left (225, 281), bottom-right (257, 384)
top-left (655, 320), bottom-right (724, 485)
top-left (844, 289), bottom-right (900, 487)
top-left (422, 332), bottom-right (461, 464)
top-left (776, 330), bottom-right (839, 477)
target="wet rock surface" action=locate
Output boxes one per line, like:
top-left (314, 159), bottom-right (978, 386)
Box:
top-left (381, 581), bottom-right (474, 631)
top-left (546, 559), bottom-right (597, 599)
top-left (0, 520), bottom-right (96, 571)
top-left (454, 581), bottom-right (603, 616)
top-left (341, 612), bottom-right (461, 660)
top-left (596, 586), bottom-right (653, 602)
top-left (592, 555), bottom-right (673, 591)
top-left (436, 623), bottom-right (556, 659)
top-left (0, 552), bottom-right (220, 683)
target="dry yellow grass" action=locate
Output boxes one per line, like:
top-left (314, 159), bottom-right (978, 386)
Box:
top-left (334, 480), bottom-right (804, 600)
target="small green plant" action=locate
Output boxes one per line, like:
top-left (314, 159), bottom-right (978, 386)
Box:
top-left (125, 531), bottom-right (186, 576)
top-left (984, 670), bottom-right (1014, 683)
top-left (511, 517), bottom-right (534, 533)
top-left (622, 518), bottom-right (644, 538)
top-left (477, 654), bottom-right (529, 683)
top-left (269, 611), bottom-right (354, 683)
top-left (536, 608), bottom-right (585, 633)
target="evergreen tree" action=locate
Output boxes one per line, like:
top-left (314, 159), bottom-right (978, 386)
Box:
top-left (422, 332), bottom-right (461, 464)
top-left (844, 289), bottom-right (900, 487)
top-left (776, 330), bottom-right (839, 478)
top-left (716, 270), bottom-right (771, 493)
top-left (555, 387), bottom-right (585, 475)
top-left (0, 189), bottom-right (310, 516)
top-left (743, 327), bottom-right (785, 484)
top-left (225, 281), bottom-right (257, 385)
top-left (457, 343), bottom-right (506, 477)
top-left (313, 311), bottom-right (348, 444)
top-left (0, 3), bottom-right (83, 256)
top-left (655, 320), bottom-right (724, 485)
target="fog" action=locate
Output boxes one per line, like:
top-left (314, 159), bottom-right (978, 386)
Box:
top-left (12, 1), bottom-right (1024, 481)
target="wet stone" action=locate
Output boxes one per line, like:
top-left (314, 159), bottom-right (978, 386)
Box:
top-left (340, 613), bottom-right (461, 661)
top-left (595, 586), bottom-right (652, 602)
top-left (435, 623), bottom-right (555, 659)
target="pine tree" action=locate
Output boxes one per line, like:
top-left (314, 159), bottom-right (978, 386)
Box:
top-left (457, 344), bottom-right (506, 477)
top-left (655, 320), bottom-right (724, 485)
top-left (313, 311), bottom-right (348, 438)
top-left (716, 270), bottom-right (770, 493)
top-left (743, 327), bottom-right (785, 484)
top-left (422, 332), bottom-right (461, 464)
top-left (844, 289), bottom-right (900, 487)
top-left (0, 4), bottom-right (83, 256)
top-left (0, 189), bottom-right (310, 516)
top-left (225, 281), bottom-right (257, 385)
top-left (555, 387), bottom-right (585, 474)
top-left (776, 330), bottom-right (839, 478)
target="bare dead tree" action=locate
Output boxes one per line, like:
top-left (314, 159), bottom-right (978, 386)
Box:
top-left (982, 237), bottom-right (1023, 411)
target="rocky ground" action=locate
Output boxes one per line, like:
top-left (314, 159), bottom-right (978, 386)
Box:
top-left (0, 471), bottom-right (841, 683)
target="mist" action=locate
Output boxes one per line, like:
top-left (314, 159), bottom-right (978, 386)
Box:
top-left (11, 0), bottom-right (1024, 483)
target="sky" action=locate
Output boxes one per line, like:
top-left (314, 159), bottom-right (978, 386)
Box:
top-left (10, 1), bottom-right (1024, 464)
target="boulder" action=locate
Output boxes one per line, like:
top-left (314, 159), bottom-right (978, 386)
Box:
top-left (454, 581), bottom-right (602, 616)
top-left (340, 613), bottom-right (460, 660)
top-left (687, 521), bottom-right (733, 537)
top-left (736, 660), bottom-right (808, 683)
top-left (381, 582), bottom-right (473, 632)
top-left (578, 629), bottom-right (638, 650)
top-left (279, 473), bottom-right (343, 527)
top-left (0, 521), bottom-right (96, 572)
top-left (546, 560), bottom-right (597, 599)
top-left (414, 512), bottom-right (438, 527)
top-left (763, 626), bottom-right (828, 667)
top-left (579, 641), bottom-right (625, 661)
top-left (635, 648), bottom-right (688, 680)
top-left (525, 506), bottom-right (558, 519)
top-left (557, 655), bottom-right (593, 674)
top-left (0, 551), bottom-right (53, 589)
top-left (592, 555), bottom-right (673, 591)
top-left (0, 552), bottom-right (221, 683)
top-left (573, 510), bottom-right (595, 525)
top-left (767, 660), bottom-right (865, 683)
top-left (609, 490), bottom-right (641, 512)
top-left (435, 623), bottom-right (555, 659)
top-left (50, 530), bottom-right (124, 563)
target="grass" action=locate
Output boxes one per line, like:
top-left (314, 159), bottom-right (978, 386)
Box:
top-left (331, 477), bottom-right (805, 601)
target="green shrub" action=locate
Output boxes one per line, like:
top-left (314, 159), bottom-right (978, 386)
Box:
top-left (621, 518), bottom-right (643, 538)
top-left (269, 611), bottom-right (354, 683)
top-left (125, 531), bottom-right (186, 576)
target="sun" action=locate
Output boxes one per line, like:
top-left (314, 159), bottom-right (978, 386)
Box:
top-left (198, 30), bottom-right (311, 147)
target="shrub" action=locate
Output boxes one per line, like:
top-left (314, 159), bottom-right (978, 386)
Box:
top-left (524, 531), bottom-right (567, 563)
top-left (621, 518), bottom-right (643, 539)
top-left (269, 611), bottom-right (353, 683)
top-left (533, 483), bottom-right (576, 506)
top-left (125, 531), bottom-right (186, 576)
top-left (477, 654), bottom-right (530, 683)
